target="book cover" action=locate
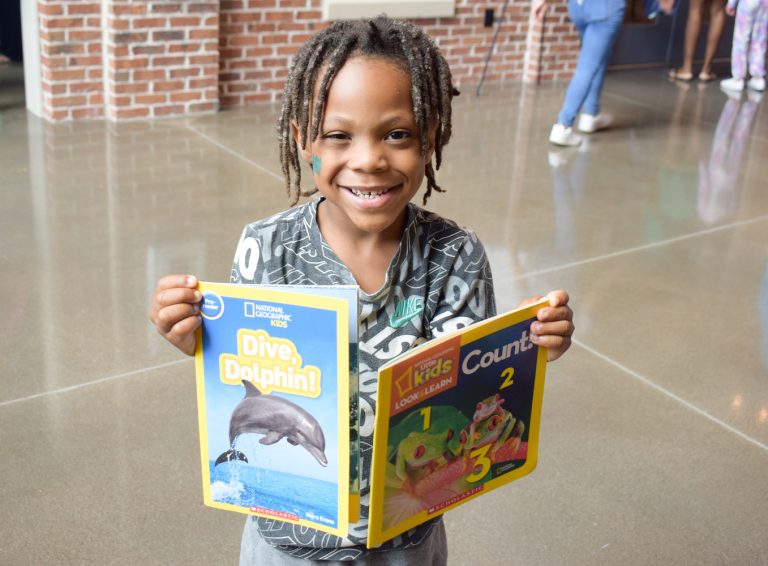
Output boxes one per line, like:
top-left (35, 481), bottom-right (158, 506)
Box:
top-left (194, 281), bottom-right (359, 537)
top-left (367, 299), bottom-right (549, 547)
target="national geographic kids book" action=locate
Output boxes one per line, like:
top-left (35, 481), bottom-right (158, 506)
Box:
top-left (367, 299), bottom-right (550, 547)
top-left (194, 281), bottom-right (359, 538)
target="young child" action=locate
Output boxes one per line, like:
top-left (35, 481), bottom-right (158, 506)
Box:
top-left (149, 17), bottom-right (574, 564)
top-left (720, 0), bottom-right (768, 92)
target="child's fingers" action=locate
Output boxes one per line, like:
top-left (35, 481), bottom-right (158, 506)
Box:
top-left (156, 274), bottom-right (198, 291)
top-left (155, 303), bottom-right (200, 335)
top-left (518, 295), bottom-right (544, 308)
top-left (150, 288), bottom-right (201, 326)
top-left (536, 305), bottom-right (573, 323)
top-left (166, 312), bottom-right (202, 341)
top-left (531, 319), bottom-right (574, 340)
top-left (155, 286), bottom-right (202, 309)
top-left (532, 334), bottom-right (571, 350)
top-left (541, 336), bottom-right (572, 361)
top-left (545, 290), bottom-right (569, 308)
top-left (150, 276), bottom-right (201, 325)
top-left (165, 315), bottom-right (201, 356)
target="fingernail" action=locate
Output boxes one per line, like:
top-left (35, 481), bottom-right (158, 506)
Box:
top-left (193, 291), bottom-right (202, 301)
top-left (532, 322), bottom-right (542, 333)
top-left (186, 276), bottom-right (196, 286)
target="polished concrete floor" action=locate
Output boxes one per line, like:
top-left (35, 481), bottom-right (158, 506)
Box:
top-left (2, 64), bottom-right (768, 564)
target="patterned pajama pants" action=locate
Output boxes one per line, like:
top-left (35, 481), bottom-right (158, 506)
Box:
top-left (731, 0), bottom-right (768, 79)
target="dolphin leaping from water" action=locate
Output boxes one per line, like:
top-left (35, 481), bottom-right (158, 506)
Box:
top-left (215, 380), bottom-right (327, 467)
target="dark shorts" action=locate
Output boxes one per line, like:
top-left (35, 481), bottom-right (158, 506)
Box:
top-left (239, 519), bottom-right (448, 565)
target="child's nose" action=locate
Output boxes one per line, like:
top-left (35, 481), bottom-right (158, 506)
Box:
top-left (348, 139), bottom-right (386, 172)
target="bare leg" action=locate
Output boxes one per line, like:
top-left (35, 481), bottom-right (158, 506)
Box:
top-left (681, 0), bottom-right (705, 75)
top-left (700, 0), bottom-right (727, 77)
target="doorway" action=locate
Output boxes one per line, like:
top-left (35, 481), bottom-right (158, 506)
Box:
top-left (610, 0), bottom-right (734, 69)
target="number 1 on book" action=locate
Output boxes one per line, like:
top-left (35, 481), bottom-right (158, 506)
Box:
top-left (419, 406), bottom-right (432, 431)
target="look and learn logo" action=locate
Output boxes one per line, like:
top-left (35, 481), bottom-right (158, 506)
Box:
top-left (201, 291), bottom-right (224, 320)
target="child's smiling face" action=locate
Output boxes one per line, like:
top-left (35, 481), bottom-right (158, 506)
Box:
top-left (297, 56), bottom-right (435, 241)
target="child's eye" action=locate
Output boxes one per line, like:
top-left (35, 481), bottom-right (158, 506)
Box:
top-left (322, 132), bottom-right (349, 141)
top-left (386, 130), bottom-right (411, 141)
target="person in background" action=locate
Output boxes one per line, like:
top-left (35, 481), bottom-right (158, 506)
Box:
top-left (666, 0), bottom-right (728, 82)
top-left (719, 0), bottom-right (768, 92)
top-left (537, 0), bottom-right (627, 147)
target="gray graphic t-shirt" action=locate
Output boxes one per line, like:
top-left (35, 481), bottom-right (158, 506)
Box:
top-left (231, 199), bottom-right (496, 561)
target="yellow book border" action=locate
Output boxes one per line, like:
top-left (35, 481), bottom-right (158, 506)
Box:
top-left (194, 281), bottom-right (350, 538)
top-left (368, 299), bottom-right (549, 547)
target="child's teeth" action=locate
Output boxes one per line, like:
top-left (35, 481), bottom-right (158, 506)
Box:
top-left (352, 189), bottom-right (384, 199)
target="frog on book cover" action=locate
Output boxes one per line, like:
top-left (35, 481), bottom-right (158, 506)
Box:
top-left (381, 396), bottom-right (529, 529)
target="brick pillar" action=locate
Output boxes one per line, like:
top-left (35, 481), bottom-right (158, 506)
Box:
top-left (523, 0), bottom-right (579, 84)
top-left (107, 1), bottom-right (220, 120)
top-left (38, 0), bottom-right (104, 121)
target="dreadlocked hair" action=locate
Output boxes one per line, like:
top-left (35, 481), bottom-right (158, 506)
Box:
top-left (277, 16), bottom-right (458, 206)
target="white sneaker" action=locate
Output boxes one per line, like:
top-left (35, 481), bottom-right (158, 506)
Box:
top-left (747, 77), bottom-right (766, 91)
top-left (720, 77), bottom-right (745, 92)
top-left (721, 85), bottom-right (742, 100)
top-left (549, 124), bottom-right (582, 147)
top-left (577, 112), bottom-right (612, 133)
top-left (747, 89), bottom-right (764, 103)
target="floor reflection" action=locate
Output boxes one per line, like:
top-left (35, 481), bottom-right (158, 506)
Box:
top-left (698, 92), bottom-right (760, 224)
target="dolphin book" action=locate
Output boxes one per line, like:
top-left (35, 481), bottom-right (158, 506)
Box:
top-left (194, 281), bottom-right (359, 537)
top-left (367, 298), bottom-right (550, 547)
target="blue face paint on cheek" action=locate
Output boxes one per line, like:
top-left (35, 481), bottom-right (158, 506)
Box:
top-left (311, 154), bottom-right (322, 174)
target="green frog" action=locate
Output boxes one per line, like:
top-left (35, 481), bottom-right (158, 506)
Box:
top-left (394, 428), bottom-right (457, 482)
top-left (459, 393), bottom-right (518, 456)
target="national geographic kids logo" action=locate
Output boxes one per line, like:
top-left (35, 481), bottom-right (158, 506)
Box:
top-left (389, 296), bottom-right (424, 328)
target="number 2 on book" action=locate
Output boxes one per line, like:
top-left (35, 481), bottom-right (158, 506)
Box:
top-left (500, 367), bottom-right (515, 389)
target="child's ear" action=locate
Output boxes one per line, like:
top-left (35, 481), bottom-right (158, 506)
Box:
top-left (290, 120), bottom-right (313, 164)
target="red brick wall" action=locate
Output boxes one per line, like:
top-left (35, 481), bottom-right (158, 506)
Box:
top-left (216, 0), bottom-right (578, 107)
top-left (34, 0), bottom-right (578, 121)
top-left (218, 0), bottom-right (327, 107)
top-left (38, 0), bottom-right (104, 121)
top-left (107, 1), bottom-right (220, 120)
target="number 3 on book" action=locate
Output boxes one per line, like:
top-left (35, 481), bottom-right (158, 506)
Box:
top-left (466, 444), bottom-right (492, 482)
top-left (500, 367), bottom-right (514, 389)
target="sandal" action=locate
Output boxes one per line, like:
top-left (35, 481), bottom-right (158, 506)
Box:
top-left (698, 71), bottom-right (717, 82)
top-left (668, 68), bottom-right (693, 81)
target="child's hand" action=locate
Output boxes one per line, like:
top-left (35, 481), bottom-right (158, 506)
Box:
top-left (533, 0), bottom-right (549, 19)
top-left (519, 290), bottom-right (574, 362)
top-left (725, 5), bottom-right (735, 15)
top-left (149, 275), bottom-right (202, 356)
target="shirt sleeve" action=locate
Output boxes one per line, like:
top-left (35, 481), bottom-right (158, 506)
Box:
top-left (229, 224), bottom-right (269, 284)
top-left (428, 230), bottom-right (496, 339)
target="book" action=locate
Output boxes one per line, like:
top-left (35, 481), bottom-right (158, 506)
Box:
top-left (367, 298), bottom-right (550, 547)
top-left (194, 281), bottom-right (359, 537)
